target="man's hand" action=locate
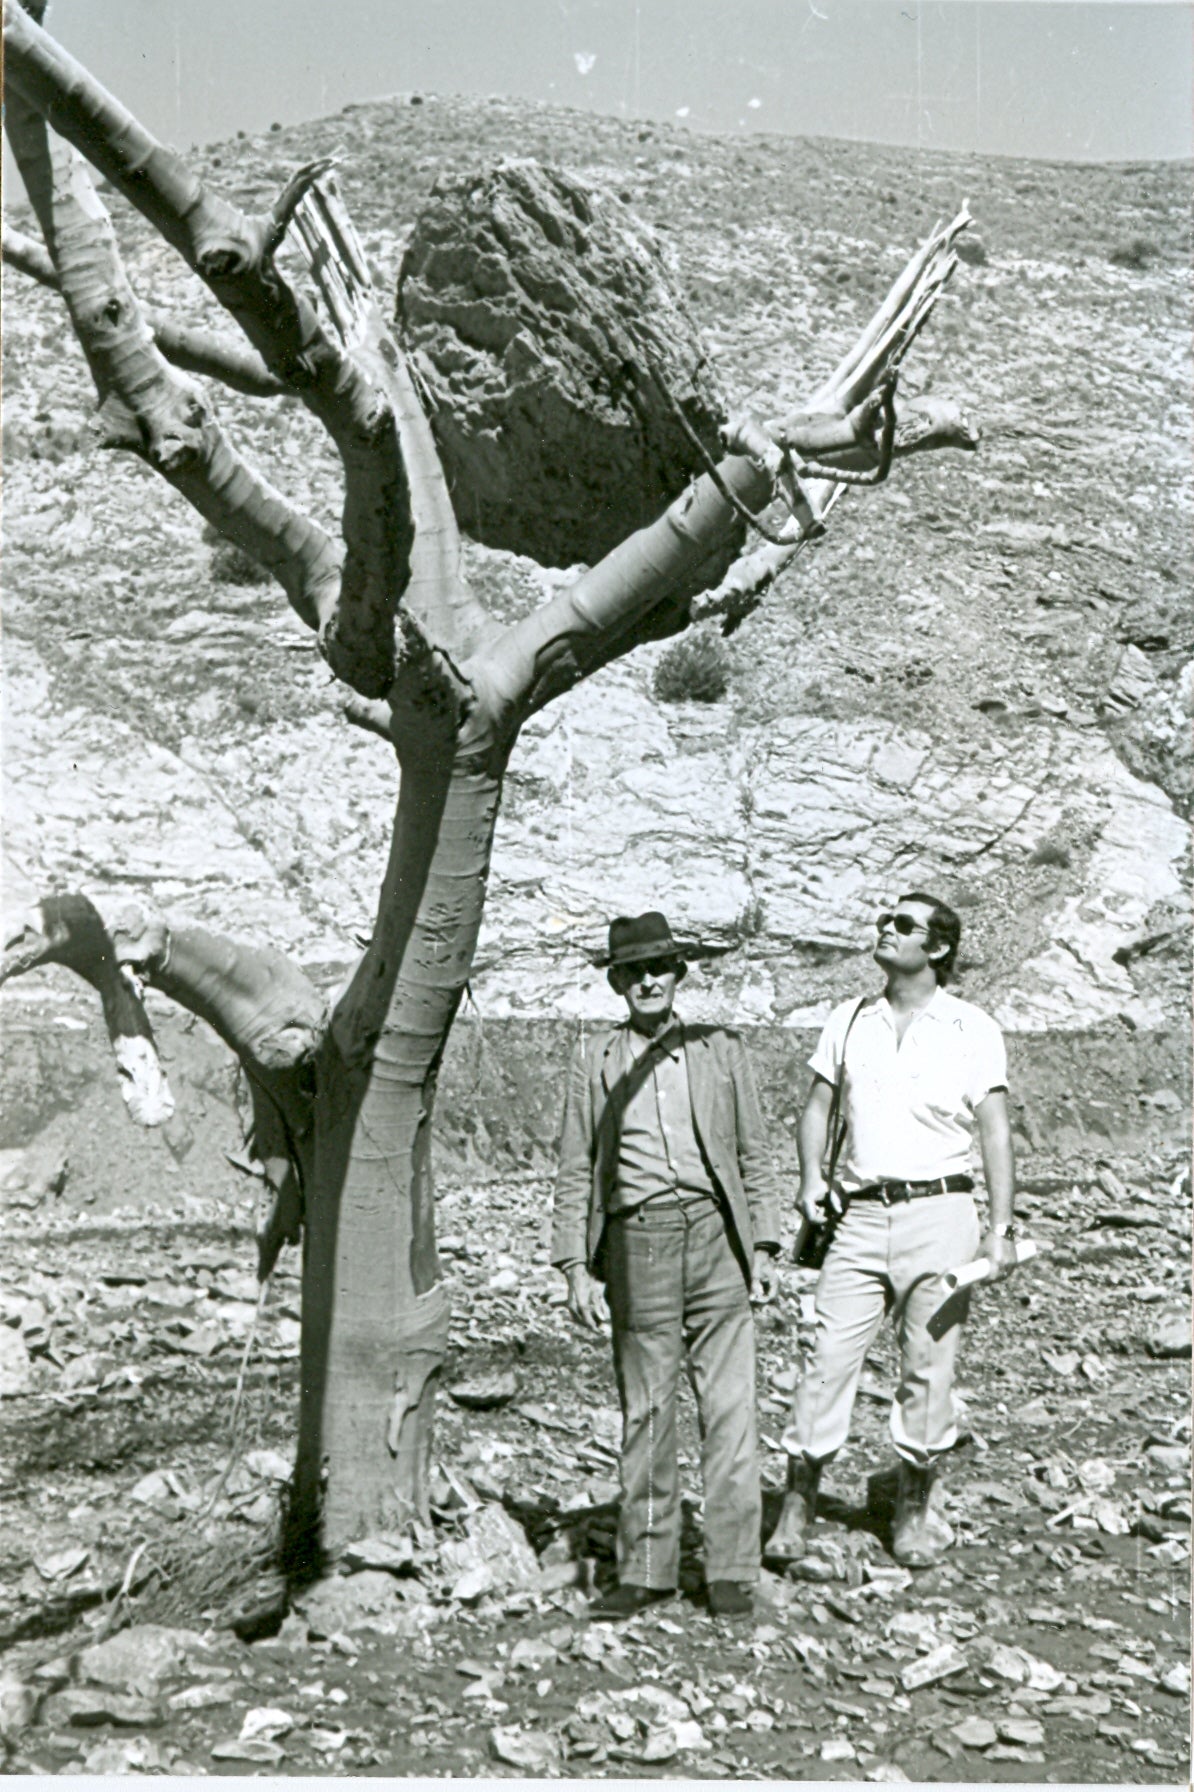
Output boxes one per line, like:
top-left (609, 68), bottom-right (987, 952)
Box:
top-left (564, 1264), bottom-right (608, 1332)
top-left (980, 1228), bottom-right (1019, 1285)
top-left (750, 1250), bottom-right (777, 1305)
top-left (798, 1175), bottom-right (829, 1227)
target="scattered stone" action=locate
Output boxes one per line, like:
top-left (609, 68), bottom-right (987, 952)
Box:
top-left (638, 1727), bottom-right (681, 1762)
top-left (294, 1570), bottom-right (406, 1638)
top-left (59, 1353), bottom-right (101, 1389)
top-left (451, 1564), bottom-right (493, 1604)
top-left (0, 1675), bottom-right (39, 1738)
top-left (167, 1681), bottom-right (238, 1712)
top-left (821, 1735), bottom-right (857, 1761)
top-left (1076, 1458), bottom-right (1116, 1493)
top-left (448, 1369), bottom-right (518, 1409)
top-left (41, 1686), bottom-right (163, 1729)
top-left (900, 1644), bottom-right (968, 1692)
top-left (952, 1715), bottom-right (997, 1749)
top-left (536, 1559), bottom-right (582, 1594)
top-left (211, 1737), bottom-right (285, 1764)
top-left (1144, 1442), bottom-right (1188, 1474)
top-left (81, 1737), bottom-right (173, 1773)
top-left (342, 1533), bottom-right (415, 1576)
top-left (0, 1325), bottom-right (33, 1397)
top-left (243, 1447), bottom-right (292, 1481)
top-left (128, 1471), bottom-right (183, 1507)
top-left (438, 1501), bottom-right (540, 1595)
top-left (240, 1706), bottom-right (294, 1741)
top-left (1045, 1692), bottom-right (1112, 1718)
top-left (34, 1545), bottom-right (90, 1581)
top-left (490, 1724), bottom-right (563, 1773)
top-left (998, 1715), bottom-right (1046, 1746)
top-left (791, 1556), bottom-right (838, 1583)
top-left (1146, 1316), bottom-right (1192, 1360)
top-left (74, 1625), bottom-right (207, 1695)
top-left (1160, 1663), bottom-right (1191, 1697)
top-left (975, 1641), bottom-right (1064, 1692)
top-left (865, 1764), bottom-right (909, 1782)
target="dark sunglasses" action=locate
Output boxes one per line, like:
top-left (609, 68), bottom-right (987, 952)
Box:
top-left (621, 957), bottom-right (680, 981)
top-left (876, 912), bottom-right (929, 937)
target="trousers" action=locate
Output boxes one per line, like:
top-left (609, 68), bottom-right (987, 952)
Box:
top-left (604, 1194), bottom-right (760, 1588)
top-left (781, 1190), bottom-right (981, 1465)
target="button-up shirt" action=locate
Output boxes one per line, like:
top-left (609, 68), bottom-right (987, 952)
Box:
top-left (810, 989), bottom-right (1008, 1189)
top-left (605, 1020), bottom-right (717, 1211)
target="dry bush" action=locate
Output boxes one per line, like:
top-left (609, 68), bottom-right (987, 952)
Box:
top-left (652, 631), bottom-right (730, 704)
top-left (1108, 237), bottom-right (1157, 271)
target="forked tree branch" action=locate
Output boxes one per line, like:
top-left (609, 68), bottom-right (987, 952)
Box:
top-left (4, 77), bottom-right (342, 629)
top-left (466, 212), bottom-right (979, 727)
top-left (685, 213), bottom-right (980, 631)
top-left (4, 2), bottom-right (457, 696)
top-left (3, 224), bottom-right (288, 398)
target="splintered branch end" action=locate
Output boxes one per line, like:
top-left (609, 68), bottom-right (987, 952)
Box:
top-left (287, 171), bottom-right (376, 346)
top-left (264, 155), bottom-right (339, 260)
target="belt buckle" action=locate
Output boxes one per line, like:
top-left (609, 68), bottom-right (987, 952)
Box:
top-left (888, 1181), bottom-right (911, 1205)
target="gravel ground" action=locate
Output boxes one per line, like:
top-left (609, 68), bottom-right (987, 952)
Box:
top-left (0, 1137), bottom-right (1188, 1780)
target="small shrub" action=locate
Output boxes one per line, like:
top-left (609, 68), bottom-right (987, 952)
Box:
top-left (733, 896), bottom-right (767, 940)
top-left (1029, 839), bottom-right (1072, 869)
top-left (210, 541), bottom-right (272, 587)
top-left (652, 631), bottom-right (730, 704)
top-left (1108, 237), bottom-right (1156, 271)
top-left (956, 235), bottom-right (988, 268)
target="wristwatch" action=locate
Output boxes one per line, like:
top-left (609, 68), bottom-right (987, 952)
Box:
top-left (992, 1221), bottom-right (1018, 1241)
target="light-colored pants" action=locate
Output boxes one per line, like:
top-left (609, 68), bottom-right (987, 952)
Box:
top-left (604, 1195), bottom-right (760, 1589)
top-left (782, 1190), bottom-right (981, 1466)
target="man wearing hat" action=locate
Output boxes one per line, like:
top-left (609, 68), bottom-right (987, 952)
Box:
top-left (552, 911), bottom-right (782, 1619)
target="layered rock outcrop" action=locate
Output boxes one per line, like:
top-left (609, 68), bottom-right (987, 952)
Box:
top-left (3, 94), bottom-right (1190, 1158)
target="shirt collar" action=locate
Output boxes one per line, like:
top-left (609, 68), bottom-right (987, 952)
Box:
top-left (875, 986), bottom-right (948, 1027)
top-left (621, 1016), bottom-right (685, 1061)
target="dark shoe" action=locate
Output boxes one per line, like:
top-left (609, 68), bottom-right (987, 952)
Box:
top-left (707, 1579), bottom-right (754, 1618)
top-left (891, 1457), bottom-right (954, 1568)
top-left (763, 1455), bottom-right (822, 1565)
top-left (589, 1583), bottom-right (674, 1621)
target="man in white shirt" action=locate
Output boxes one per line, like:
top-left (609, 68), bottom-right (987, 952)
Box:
top-left (767, 891), bottom-right (1019, 1568)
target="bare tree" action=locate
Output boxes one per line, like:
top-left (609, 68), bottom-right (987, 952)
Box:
top-left (2, 1), bottom-right (977, 1559)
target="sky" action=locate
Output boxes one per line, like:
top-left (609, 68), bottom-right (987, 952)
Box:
top-left (6, 0), bottom-right (1193, 174)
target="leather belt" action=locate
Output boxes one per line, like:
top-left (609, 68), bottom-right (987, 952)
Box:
top-left (849, 1174), bottom-right (974, 1204)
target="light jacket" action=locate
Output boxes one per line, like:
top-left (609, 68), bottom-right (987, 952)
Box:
top-left (551, 1019), bottom-right (782, 1280)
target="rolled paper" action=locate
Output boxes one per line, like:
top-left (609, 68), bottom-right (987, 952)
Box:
top-left (943, 1237), bottom-right (1041, 1291)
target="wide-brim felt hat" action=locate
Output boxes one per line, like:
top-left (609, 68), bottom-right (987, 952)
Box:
top-left (592, 911), bottom-right (716, 969)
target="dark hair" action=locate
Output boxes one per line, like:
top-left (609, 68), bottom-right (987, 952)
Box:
top-left (898, 890), bottom-right (961, 984)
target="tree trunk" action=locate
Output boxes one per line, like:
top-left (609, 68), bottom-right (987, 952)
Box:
top-left (294, 753), bottom-right (504, 1552)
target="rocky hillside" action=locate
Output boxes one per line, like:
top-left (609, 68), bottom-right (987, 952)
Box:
top-left (3, 94), bottom-right (1191, 1153)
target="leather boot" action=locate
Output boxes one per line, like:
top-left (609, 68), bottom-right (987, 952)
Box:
top-left (764, 1456), bottom-right (821, 1564)
top-left (891, 1457), bottom-right (954, 1568)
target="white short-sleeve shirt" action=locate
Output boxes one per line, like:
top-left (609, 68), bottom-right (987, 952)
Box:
top-left (810, 988), bottom-right (1008, 1189)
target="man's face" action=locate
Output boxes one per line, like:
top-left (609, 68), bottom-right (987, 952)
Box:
top-left (612, 957), bottom-right (681, 1031)
top-left (873, 900), bottom-right (940, 976)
